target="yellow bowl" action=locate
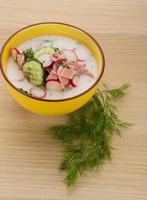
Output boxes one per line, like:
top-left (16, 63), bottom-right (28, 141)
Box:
top-left (0, 22), bottom-right (105, 116)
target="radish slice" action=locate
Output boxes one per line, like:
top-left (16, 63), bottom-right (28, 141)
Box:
top-left (14, 48), bottom-right (21, 55)
top-left (13, 78), bottom-right (25, 82)
top-left (67, 81), bottom-right (74, 89)
top-left (74, 48), bottom-right (88, 61)
top-left (46, 80), bottom-right (60, 91)
top-left (84, 71), bottom-right (95, 78)
top-left (11, 69), bottom-right (25, 82)
top-left (62, 49), bottom-right (78, 63)
top-left (44, 62), bottom-right (54, 72)
top-left (68, 84), bottom-right (74, 89)
top-left (73, 49), bottom-right (86, 62)
top-left (11, 48), bottom-right (20, 62)
top-left (17, 54), bottom-right (25, 68)
top-left (37, 54), bottom-right (52, 67)
top-left (71, 76), bottom-right (79, 87)
top-left (30, 87), bottom-right (46, 98)
top-left (78, 59), bottom-right (86, 62)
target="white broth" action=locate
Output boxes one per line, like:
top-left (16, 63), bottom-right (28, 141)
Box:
top-left (7, 35), bottom-right (99, 100)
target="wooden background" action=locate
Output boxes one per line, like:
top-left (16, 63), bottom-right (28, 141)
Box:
top-left (0, 0), bottom-right (147, 199)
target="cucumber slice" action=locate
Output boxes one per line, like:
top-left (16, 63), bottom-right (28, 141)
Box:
top-left (22, 59), bottom-right (44, 86)
top-left (34, 46), bottom-right (55, 58)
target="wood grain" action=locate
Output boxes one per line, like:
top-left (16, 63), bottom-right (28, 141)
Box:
top-left (0, 0), bottom-right (147, 199)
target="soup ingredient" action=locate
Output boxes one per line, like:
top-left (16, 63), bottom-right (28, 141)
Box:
top-left (71, 75), bottom-right (79, 87)
top-left (22, 59), bottom-right (44, 86)
top-left (34, 46), bottom-right (55, 58)
top-left (60, 68), bottom-right (76, 79)
top-left (46, 69), bottom-right (58, 81)
top-left (62, 49), bottom-right (77, 63)
top-left (10, 42), bottom-right (95, 96)
top-left (11, 48), bottom-right (25, 69)
top-left (17, 54), bottom-right (25, 68)
top-left (23, 48), bottom-right (34, 61)
top-left (30, 87), bottom-right (46, 98)
top-left (49, 83), bottom-right (132, 187)
top-left (11, 48), bottom-right (21, 62)
top-left (37, 54), bottom-right (52, 68)
top-left (46, 79), bottom-right (60, 91)
top-left (19, 88), bottom-right (30, 95)
top-left (51, 52), bottom-right (66, 63)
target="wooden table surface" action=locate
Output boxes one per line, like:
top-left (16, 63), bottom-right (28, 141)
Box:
top-left (0, 0), bottom-right (147, 199)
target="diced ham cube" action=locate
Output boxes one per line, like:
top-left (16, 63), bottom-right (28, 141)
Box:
top-left (57, 65), bottom-right (63, 75)
top-left (59, 76), bottom-right (69, 91)
top-left (60, 68), bottom-right (76, 79)
top-left (71, 76), bottom-right (79, 87)
top-left (46, 70), bottom-right (58, 81)
top-left (53, 63), bottom-right (58, 72)
top-left (51, 52), bottom-right (66, 64)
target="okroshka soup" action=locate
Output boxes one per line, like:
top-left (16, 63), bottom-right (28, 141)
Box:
top-left (1, 24), bottom-right (104, 115)
top-left (7, 35), bottom-right (99, 100)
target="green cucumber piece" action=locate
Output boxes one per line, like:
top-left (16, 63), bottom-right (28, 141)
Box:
top-left (34, 46), bottom-right (55, 58)
top-left (22, 59), bottom-right (44, 86)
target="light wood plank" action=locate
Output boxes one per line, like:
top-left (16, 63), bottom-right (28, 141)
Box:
top-left (0, 1), bottom-right (147, 199)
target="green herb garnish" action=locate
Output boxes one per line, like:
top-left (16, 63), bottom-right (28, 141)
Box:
top-left (49, 83), bottom-right (132, 187)
top-left (63, 63), bottom-right (68, 68)
top-left (23, 48), bottom-right (34, 61)
top-left (53, 47), bottom-right (60, 52)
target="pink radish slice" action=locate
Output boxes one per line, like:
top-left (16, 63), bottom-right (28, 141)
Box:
top-left (77, 61), bottom-right (86, 68)
top-left (14, 48), bottom-right (21, 55)
top-left (71, 76), bottom-right (79, 87)
top-left (84, 71), bottom-right (95, 78)
top-left (11, 48), bottom-right (20, 62)
top-left (51, 52), bottom-right (60, 62)
top-left (74, 51), bottom-right (86, 62)
top-left (30, 87), bottom-right (46, 98)
top-left (78, 59), bottom-right (86, 62)
top-left (18, 78), bottom-right (25, 81)
top-left (62, 49), bottom-right (78, 63)
top-left (44, 62), bottom-right (54, 72)
top-left (68, 84), bottom-right (74, 89)
top-left (37, 54), bottom-right (52, 67)
top-left (46, 80), bottom-right (60, 91)
top-left (74, 49), bottom-right (87, 62)
top-left (11, 70), bottom-right (25, 82)
top-left (49, 79), bottom-right (60, 82)
top-left (13, 78), bottom-right (25, 82)
top-left (17, 54), bottom-right (25, 68)
top-left (66, 81), bottom-right (74, 89)
top-left (73, 50), bottom-right (86, 62)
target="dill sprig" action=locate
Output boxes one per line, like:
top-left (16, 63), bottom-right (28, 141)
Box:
top-left (23, 48), bottom-right (34, 61)
top-left (49, 83), bottom-right (132, 187)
